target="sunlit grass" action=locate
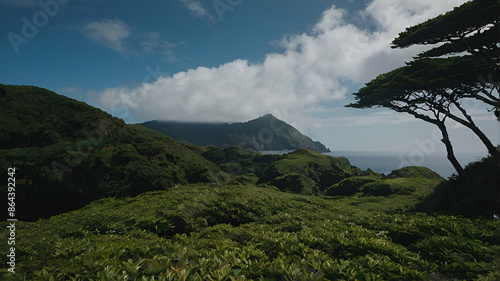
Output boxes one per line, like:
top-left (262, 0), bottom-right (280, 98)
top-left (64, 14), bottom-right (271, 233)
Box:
top-left (2, 184), bottom-right (499, 280)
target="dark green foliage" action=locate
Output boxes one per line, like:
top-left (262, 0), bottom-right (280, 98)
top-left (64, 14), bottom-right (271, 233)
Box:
top-left (269, 172), bottom-right (318, 195)
top-left (0, 85), bottom-right (229, 221)
top-left (392, 0), bottom-right (500, 61)
top-left (141, 114), bottom-right (330, 152)
top-left (1, 184), bottom-right (499, 280)
top-left (416, 153), bottom-right (500, 219)
top-left (325, 167), bottom-right (442, 198)
top-left (257, 149), bottom-right (365, 194)
top-left (387, 166), bottom-right (442, 179)
top-left (362, 180), bottom-right (402, 196)
top-left (199, 146), bottom-right (280, 186)
top-left (325, 176), bottom-right (378, 196)
top-left (202, 146), bottom-right (273, 174)
top-left (2, 83), bottom-right (498, 280)
top-left (199, 147), bottom-right (353, 193)
top-left (0, 84), bottom-right (125, 149)
top-left (198, 147), bottom-right (442, 198)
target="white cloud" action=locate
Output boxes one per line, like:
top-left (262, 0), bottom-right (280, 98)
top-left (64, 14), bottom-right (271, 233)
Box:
top-left (177, 0), bottom-right (212, 20)
top-left (139, 31), bottom-right (177, 61)
top-left (322, 110), bottom-right (417, 127)
top-left (82, 19), bottom-right (176, 60)
top-left (82, 19), bottom-right (131, 55)
top-left (95, 0), bottom-right (468, 129)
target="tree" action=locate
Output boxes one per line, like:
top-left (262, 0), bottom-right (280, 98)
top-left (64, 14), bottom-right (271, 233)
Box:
top-left (393, 0), bottom-right (500, 118)
top-left (348, 0), bottom-right (500, 179)
top-left (347, 58), bottom-right (481, 180)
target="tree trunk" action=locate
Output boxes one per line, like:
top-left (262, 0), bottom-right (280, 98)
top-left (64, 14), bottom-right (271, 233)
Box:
top-left (404, 108), bottom-right (470, 184)
top-left (437, 122), bottom-right (471, 184)
top-left (446, 103), bottom-right (500, 164)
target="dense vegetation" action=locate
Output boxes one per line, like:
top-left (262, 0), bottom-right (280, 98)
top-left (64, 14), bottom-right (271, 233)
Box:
top-left (417, 153), bottom-right (500, 219)
top-left (1, 184), bottom-right (499, 280)
top-left (141, 114), bottom-right (330, 152)
top-left (0, 84), bottom-right (125, 149)
top-left (1, 84), bottom-right (499, 280)
top-left (0, 85), bottom-right (229, 221)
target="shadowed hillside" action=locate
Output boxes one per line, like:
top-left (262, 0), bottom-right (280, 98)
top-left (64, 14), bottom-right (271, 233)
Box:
top-left (416, 152), bottom-right (500, 219)
top-left (0, 84), bottom-right (229, 221)
top-left (140, 114), bottom-right (330, 152)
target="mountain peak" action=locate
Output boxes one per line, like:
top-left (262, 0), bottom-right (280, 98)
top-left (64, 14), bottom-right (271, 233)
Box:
top-left (141, 115), bottom-right (331, 152)
top-left (260, 113), bottom-right (276, 119)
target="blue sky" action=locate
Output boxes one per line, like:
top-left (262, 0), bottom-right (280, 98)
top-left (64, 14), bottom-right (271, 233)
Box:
top-left (1, 0), bottom-right (498, 158)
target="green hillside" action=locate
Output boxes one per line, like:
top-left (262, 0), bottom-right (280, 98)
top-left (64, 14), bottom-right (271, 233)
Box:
top-left (0, 84), bottom-right (229, 221)
top-left (0, 84), bottom-right (125, 149)
top-left (200, 147), bottom-right (366, 193)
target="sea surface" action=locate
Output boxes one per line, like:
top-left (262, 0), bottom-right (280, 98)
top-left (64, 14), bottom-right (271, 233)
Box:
top-left (261, 150), bottom-right (486, 178)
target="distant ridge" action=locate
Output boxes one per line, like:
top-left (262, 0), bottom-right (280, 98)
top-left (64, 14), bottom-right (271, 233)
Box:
top-left (140, 114), bottom-right (331, 152)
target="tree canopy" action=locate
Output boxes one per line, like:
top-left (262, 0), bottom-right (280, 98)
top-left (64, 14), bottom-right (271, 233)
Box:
top-left (348, 0), bottom-right (500, 179)
top-left (393, 0), bottom-right (500, 62)
top-left (349, 56), bottom-right (496, 109)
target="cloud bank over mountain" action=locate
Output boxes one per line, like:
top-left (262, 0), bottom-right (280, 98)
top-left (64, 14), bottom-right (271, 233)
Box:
top-left (95, 0), bottom-right (467, 125)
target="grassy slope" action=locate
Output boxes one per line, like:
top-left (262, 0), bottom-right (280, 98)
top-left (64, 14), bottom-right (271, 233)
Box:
top-left (0, 85), bottom-right (229, 221)
top-left (1, 184), bottom-right (499, 280)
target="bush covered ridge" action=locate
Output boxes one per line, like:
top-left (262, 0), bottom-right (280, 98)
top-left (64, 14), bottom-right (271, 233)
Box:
top-left (0, 84), bottom-right (125, 149)
top-left (0, 124), bottom-right (230, 221)
top-left (198, 146), bottom-right (443, 200)
top-left (416, 153), bottom-right (500, 218)
top-left (1, 184), bottom-right (499, 280)
top-left (0, 85), bottom-right (231, 221)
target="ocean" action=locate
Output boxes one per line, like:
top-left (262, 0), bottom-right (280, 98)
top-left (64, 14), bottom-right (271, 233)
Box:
top-left (261, 150), bottom-right (487, 178)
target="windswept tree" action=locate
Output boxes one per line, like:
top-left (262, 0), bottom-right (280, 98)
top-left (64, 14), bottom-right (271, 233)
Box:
top-left (348, 58), bottom-right (482, 180)
top-left (348, 0), bottom-right (500, 179)
top-left (392, 0), bottom-right (500, 117)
